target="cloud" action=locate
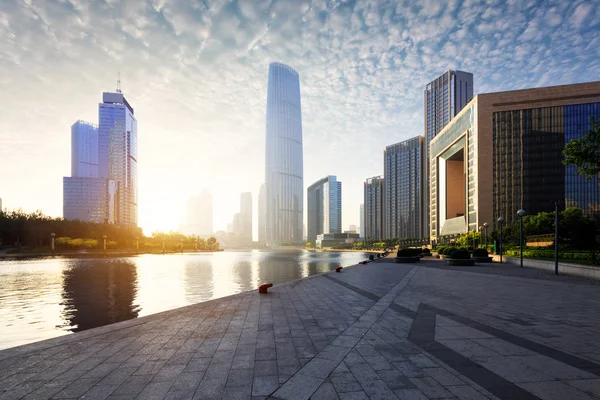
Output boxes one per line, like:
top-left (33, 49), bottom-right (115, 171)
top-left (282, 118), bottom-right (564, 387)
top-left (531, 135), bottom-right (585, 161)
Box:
top-left (0, 0), bottom-right (599, 234)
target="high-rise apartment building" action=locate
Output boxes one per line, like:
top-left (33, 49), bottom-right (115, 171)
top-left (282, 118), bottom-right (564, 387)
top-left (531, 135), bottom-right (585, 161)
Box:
top-left (98, 92), bottom-right (138, 226)
top-left (240, 192), bottom-right (252, 241)
top-left (185, 189), bottom-right (213, 236)
top-left (307, 176), bottom-right (342, 244)
top-left (429, 81), bottom-right (600, 242)
top-left (258, 184), bottom-right (266, 243)
top-left (359, 204), bottom-right (364, 238)
top-left (385, 136), bottom-right (424, 239)
top-left (364, 176), bottom-right (385, 241)
top-left (265, 62), bottom-right (304, 244)
top-left (71, 120), bottom-right (99, 178)
top-left (424, 70), bottom-right (473, 237)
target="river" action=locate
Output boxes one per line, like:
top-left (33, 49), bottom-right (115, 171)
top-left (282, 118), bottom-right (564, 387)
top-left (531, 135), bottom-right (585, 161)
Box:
top-left (0, 250), bottom-right (369, 350)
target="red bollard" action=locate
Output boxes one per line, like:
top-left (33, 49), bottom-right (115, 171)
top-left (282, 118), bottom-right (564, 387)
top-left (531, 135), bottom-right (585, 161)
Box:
top-left (258, 283), bottom-right (273, 293)
top-left (335, 267), bottom-right (343, 272)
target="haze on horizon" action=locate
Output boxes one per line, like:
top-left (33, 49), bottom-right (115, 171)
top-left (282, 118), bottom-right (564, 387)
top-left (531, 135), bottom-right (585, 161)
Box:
top-left (0, 0), bottom-right (599, 237)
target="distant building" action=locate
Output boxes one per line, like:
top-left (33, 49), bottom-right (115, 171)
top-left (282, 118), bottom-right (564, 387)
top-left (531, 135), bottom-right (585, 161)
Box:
top-left (63, 178), bottom-right (116, 223)
top-left (348, 224), bottom-right (357, 232)
top-left (424, 70), bottom-right (473, 239)
top-left (240, 192), bottom-right (252, 241)
top-left (185, 189), bottom-right (213, 236)
top-left (359, 204), bottom-right (364, 238)
top-left (98, 92), bottom-right (138, 226)
top-left (258, 184), bottom-right (266, 242)
top-left (364, 176), bottom-right (385, 241)
top-left (385, 136), bottom-right (425, 240)
top-left (265, 62), bottom-right (304, 244)
top-left (430, 81), bottom-right (600, 243)
top-left (307, 176), bottom-right (342, 245)
top-left (316, 232), bottom-right (359, 249)
top-left (0, 197), bottom-right (3, 213)
top-left (71, 120), bottom-right (99, 178)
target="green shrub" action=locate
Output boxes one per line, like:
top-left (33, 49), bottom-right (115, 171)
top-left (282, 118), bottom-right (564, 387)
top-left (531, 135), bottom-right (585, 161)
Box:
top-left (397, 248), bottom-right (415, 257)
top-left (443, 247), bottom-right (457, 255)
top-left (505, 249), bottom-right (593, 261)
top-left (449, 249), bottom-right (471, 259)
top-left (435, 245), bottom-right (446, 253)
top-left (421, 248), bottom-right (431, 254)
top-left (473, 248), bottom-right (489, 257)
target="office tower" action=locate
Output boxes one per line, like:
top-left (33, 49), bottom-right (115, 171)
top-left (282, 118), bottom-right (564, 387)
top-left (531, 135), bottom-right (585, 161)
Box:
top-left (63, 178), bottom-right (117, 223)
top-left (360, 204), bottom-right (364, 238)
top-left (240, 192), bottom-right (252, 241)
top-left (98, 92), bottom-right (138, 226)
top-left (265, 62), bottom-right (304, 245)
top-left (348, 224), bottom-right (357, 232)
top-left (385, 136), bottom-right (425, 239)
top-left (71, 120), bottom-right (99, 178)
top-left (429, 81), bottom-right (600, 243)
top-left (186, 189), bottom-right (213, 236)
top-left (307, 176), bottom-right (342, 244)
top-left (364, 176), bottom-right (385, 241)
top-left (258, 184), bottom-right (266, 243)
top-left (424, 70), bottom-right (473, 238)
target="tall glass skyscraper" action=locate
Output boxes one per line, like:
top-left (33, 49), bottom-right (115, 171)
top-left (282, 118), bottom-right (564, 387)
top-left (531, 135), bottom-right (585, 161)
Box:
top-left (307, 176), bottom-right (342, 244)
top-left (265, 62), bottom-right (303, 244)
top-left (71, 120), bottom-right (99, 178)
top-left (385, 136), bottom-right (424, 239)
top-left (364, 176), bottom-right (385, 241)
top-left (98, 92), bottom-right (138, 226)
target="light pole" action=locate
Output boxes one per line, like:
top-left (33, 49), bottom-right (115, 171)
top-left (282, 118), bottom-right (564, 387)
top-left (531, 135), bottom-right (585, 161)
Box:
top-left (483, 222), bottom-right (489, 250)
top-left (478, 226), bottom-right (483, 249)
top-left (51, 233), bottom-right (55, 256)
top-left (554, 201), bottom-right (560, 275)
top-left (497, 217), bottom-right (505, 264)
top-left (517, 209), bottom-right (526, 268)
top-left (136, 237), bottom-right (139, 254)
top-left (180, 239), bottom-right (184, 254)
top-left (103, 235), bottom-right (107, 257)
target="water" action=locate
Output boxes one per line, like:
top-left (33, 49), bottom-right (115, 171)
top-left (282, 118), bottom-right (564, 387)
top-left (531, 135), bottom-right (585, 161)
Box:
top-left (0, 250), bottom-right (369, 350)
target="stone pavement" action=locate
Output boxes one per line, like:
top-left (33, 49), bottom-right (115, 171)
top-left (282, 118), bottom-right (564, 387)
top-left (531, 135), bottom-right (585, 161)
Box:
top-left (1, 256), bottom-right (600, 400)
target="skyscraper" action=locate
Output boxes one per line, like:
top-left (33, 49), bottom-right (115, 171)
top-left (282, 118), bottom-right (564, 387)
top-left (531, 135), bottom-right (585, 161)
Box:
top-left (359, 204), bottom-right (364, 238)
top-left (424, 70), bottom-right (473, 237)
top-left (265, 62), bottom-right (303, 244)
top-left (240, 192), bottom-right (252, 241)
top-left (71, 120), bottom-right (99, 178)
top-left (385, 136), bottom-right (424, 239)
top-left (185, 189), bottom-right (213, 236)
top-left (258, 184), bottom-right (266, 243)
top-left (98, 92), bottom-right (138, 226)
top-left (364, 176), bottom-right (385, 241)
top-left (307, 176), bottom-right (342, 244)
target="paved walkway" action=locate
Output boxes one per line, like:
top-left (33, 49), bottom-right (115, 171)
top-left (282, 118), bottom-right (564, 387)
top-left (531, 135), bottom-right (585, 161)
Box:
top-left (1, 257), bottom-right (600, 399)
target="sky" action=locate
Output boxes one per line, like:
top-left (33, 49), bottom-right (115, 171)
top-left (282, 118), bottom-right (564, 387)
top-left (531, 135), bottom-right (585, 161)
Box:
top-left (1, 0), bottom-right (599, 237)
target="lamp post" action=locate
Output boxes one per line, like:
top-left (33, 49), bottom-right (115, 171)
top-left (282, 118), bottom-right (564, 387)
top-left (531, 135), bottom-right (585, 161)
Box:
top-left (136, 237), bottom-right (139, 254)
top-left (478, 226), bottom-right (483, 249)
top-left (103, 235), bottom-right (107, 257)
top-left (180, 239), bottom-right (184, 254)
top-left (483, 222), bottom-right (489, 250)
top-left (497, 217), bottom-right (505, 264)
top-left (51, 233), bottom-right (55, 256)
top-left (554, 201), bottom-right (560, 275)
top-left (517, 209), bottom-right (526, 268)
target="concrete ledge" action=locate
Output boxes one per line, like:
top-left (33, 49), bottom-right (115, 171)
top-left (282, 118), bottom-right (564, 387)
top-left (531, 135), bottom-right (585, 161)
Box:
top-left (445, 258), bottom-right (475, 266)
top-left (393, 257), bottom-right (419, 263)
top-left (499, 256), bottom-right (600, 280)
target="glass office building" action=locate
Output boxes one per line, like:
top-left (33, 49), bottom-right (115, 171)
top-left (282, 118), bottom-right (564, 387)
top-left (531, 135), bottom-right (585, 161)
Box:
top-left (385, 136), bottom-right (424, 239)
top-left (265, 62), bottom-right (303, 244)
top-left (98, 92), bottom-right (138, 226)
top-left (307, 176), bottom-right (342, 244)
top-left (63, 178), bottom-right (116, 223)
top-left (364, 176), bottom-right (385, 240)
top-left (71, 120), bottom-right (99, 178)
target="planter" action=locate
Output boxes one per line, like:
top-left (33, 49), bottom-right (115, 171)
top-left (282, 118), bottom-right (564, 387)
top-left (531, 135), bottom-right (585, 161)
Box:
top-left (435, 254), bottom-right (440, 259)
top-left (473, 256), bottom-right (493, 263)
top-left (445, 258), bottom-right (475, 266)
top-left (420, 253), bottom-right (432, 257)
top-left (394, 257), bottom-right (419, 263)
top-left (438, 255), bottom-right (446, 260)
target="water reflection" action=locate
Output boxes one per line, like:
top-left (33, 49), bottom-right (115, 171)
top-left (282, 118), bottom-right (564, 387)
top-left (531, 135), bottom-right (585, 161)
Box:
top-left (61, 259), bottom-right (140, 332)
top-left (0, 250), bottom-right (368, 350)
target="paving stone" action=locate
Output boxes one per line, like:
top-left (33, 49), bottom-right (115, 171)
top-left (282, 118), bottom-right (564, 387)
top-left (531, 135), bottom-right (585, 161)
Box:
top-left (311, 381), bottom-right (340, 400)
top-left (376, 369), bottom-right (416, 390)
top-left (519, 380), bottom-right (597, 400)
top-left (359, 378), bottom-right (398, 400)
top-left (227, 368), bottom-right (254, 387)
top-left (169, 372), bottom-right (202, 393)
top-left (392, 388), bottom-right (430, 400)
top-left (78, 384), bottom-right (119, 400)
top-left (565, 379), bottom-right (600, 398)
top-left (252, 375), bottom-right (279, 396)
top-left (409, 376), bottom-right (455, 399)
top-left (446, 385), bottom-right (491, 400)
top-left (330, 372), bottom-right (363, 393)
top-left (270, 374), bottom-right (324, 400)
top-left (193, 377), bottom-right (226, 400)
top-left (337, 391), bottom-right (369, 400)
top-left (423, 367), bottom-right (466, 386)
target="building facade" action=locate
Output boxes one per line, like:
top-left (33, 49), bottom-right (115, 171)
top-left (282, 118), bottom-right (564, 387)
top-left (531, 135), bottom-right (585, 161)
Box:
top-left (316, 232), bottom-right (359, 249)
top-left (258, 184), bottom-right (266, 243)
top-left (364, 176), bottom-right (385, 241)
top-left (185, 189), bottom-right (213, 236)
top-left (424, 70), bottom-right (473, 238)
top-left (240, 192), bottom-right (252, 241)
top-left (307, 175), bottom-right (342, 244)
top-left (385, 136), bottom-right (424, 240)
top-left (359, 204), bottom-right (364, 238)
top-left (265, 62), bottom-right (304, 244)
top-left (63, 178), bottom-right (116, 223)
top-left (71, 120), bottom-right (99, 178)
top-left (98, 92), bottom-right (138, 226)
top-left (430, 81), bottom-right (600, 242)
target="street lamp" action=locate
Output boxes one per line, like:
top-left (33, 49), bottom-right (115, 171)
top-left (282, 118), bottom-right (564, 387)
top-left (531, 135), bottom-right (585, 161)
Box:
top-left (103, 235), bottom-right (107, 257)
top-left (180, 239), bottom-right (184, 254)
top-left (483, 222), bottom-right (489, 250)
top-left (497, 217), bottom-right (505, 263)
top-left (51, 233), bottom-right (55, 256)
top-left (517, 209), bottom-right (526, 268)
top-left (478, 226), bottom-right (483, 249)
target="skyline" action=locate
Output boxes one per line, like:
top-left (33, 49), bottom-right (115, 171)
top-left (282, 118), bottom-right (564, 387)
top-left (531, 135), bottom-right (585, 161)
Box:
top-left (1, 0), bottom-right (600, 236)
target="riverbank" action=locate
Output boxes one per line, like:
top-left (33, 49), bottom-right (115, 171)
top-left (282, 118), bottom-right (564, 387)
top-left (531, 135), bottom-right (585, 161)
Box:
top-left (0, 249), bottom-right (222, 259)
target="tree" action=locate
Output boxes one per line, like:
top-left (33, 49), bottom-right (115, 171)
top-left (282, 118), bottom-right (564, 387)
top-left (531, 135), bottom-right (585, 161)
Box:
top-left (563, 117), bottom-right (600, 179)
